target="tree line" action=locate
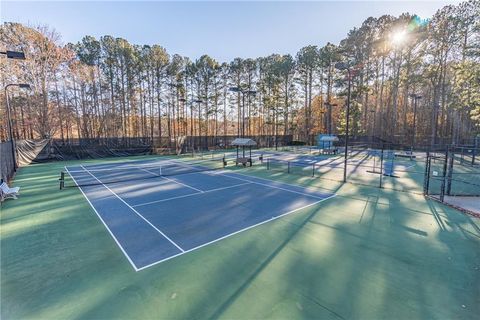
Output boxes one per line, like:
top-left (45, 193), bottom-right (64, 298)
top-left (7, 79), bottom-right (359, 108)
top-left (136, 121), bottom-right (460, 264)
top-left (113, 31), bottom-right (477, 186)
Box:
top-left (0, 0), bottom-right (479, 148)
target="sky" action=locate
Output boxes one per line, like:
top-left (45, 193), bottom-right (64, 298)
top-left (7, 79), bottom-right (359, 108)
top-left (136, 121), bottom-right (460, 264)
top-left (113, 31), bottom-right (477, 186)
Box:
top-left (1, 0), bottom-right (460, 62)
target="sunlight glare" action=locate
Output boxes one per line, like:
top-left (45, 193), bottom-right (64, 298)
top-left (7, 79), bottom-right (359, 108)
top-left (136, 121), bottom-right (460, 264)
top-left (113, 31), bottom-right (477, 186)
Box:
top-left (391, 30), bottom-right (407, 46)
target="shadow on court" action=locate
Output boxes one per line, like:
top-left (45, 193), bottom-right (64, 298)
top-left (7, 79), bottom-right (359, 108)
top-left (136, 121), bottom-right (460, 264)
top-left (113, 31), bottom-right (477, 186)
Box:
top-left (1, 155), bottom-right (479, 319)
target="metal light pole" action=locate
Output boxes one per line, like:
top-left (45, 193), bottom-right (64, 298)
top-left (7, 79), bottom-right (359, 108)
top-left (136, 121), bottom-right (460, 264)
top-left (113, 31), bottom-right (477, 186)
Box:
top-left (324, 102), bottom-right (338, 134)
top-left (241, 93), bottom-right (245, 137)
top-left (229, 87), bottom-right (256, 138)
top-left (369, 109), bottom-right (376, 144)
top-left (409, 93), bottom-right (421, 149)
top-left (4, 83), bottom-right (31, 171)
top-left (229, 87), bottom-right (256, 157)
top-left (244, 90), bottom-right (256, 137)
top-left (335, 62), bottom-right (353, 183)
top-left (431, 103), bottom-right (440, 148)
top-left (179, 97), bottom-right (188, 135)
top-left (319, 110), bottom-right (325, 133)
top-left (1, 50), bottom-right (27, 171)
top-left (194, 99), bottom-right (203, 149)
top-left (179, 97), bottom-right (190, 151)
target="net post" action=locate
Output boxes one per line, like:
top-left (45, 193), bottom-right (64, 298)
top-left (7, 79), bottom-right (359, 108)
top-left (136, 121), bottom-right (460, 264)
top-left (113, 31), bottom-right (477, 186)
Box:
top-left (287, 161), bottom-right (290, 174)
top-left (267, 158), bottom-right (270, 170)
top-left (312, 163), bottom-right (315, 177)
top-left (59, 171), bottom-right (65, 190)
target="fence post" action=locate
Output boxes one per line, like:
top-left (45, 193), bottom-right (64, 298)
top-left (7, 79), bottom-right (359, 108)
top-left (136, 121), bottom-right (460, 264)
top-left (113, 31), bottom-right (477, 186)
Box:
top-left (423, 150), bottom-right (431, 195)
top-left (379, 146), bottom-right (384, 188)
top-left (472, 146), bottom-right (477, 165)
top-left (439, 147), bottom-right (449, 202)
top-left (446, 148), bottom-right (454, 195)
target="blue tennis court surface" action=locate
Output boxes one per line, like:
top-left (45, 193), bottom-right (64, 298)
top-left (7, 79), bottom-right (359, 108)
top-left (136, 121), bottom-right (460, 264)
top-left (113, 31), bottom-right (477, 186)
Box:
top-left (66, 160), bottom-right (335, 271)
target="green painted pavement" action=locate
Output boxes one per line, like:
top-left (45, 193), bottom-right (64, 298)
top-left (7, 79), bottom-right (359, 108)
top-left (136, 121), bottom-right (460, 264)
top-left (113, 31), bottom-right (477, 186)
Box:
top-left (1, 155), bottom-right (479, 319)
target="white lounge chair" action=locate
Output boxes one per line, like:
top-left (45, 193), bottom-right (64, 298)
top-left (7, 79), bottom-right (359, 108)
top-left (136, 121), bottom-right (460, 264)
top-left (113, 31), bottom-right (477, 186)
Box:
top-left (0, 182), bottom-right (19, 201)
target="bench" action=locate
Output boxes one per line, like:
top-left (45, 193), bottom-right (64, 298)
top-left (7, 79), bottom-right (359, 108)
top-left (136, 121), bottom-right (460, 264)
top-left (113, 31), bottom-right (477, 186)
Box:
top-left (321, 148), bottom-right (338, 155)
top-left (236, 157), bottom-right (253, 167)
top-left (0, 182), bottom-right (20, 202)
top-left (395, 153), bottom-right (416, 159)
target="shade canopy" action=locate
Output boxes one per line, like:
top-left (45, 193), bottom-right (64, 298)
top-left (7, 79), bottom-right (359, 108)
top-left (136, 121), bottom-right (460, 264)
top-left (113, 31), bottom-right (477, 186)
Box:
top-left (231, 138), bottom-right (257, 146)
top-left (319, 135), bottom-right (339, 142)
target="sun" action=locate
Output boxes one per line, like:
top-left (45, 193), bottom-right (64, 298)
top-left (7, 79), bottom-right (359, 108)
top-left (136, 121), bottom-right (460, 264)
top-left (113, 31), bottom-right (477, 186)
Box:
top-left (391, 30), bottom-right (407, 46)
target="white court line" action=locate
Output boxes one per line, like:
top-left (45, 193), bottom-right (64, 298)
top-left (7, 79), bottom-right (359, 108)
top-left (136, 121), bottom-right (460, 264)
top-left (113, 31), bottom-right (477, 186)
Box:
top-left (136, 193), bottom-right (336, 271)
top-left (71, 157), bottom-right (209, 175)
top-left (401, 163), bottom-right (416, 170)
top-left (78, 157), bottom-right (176, 171)
top-left (68, 163), bottom-right (335, 272)
top-left (132, 182), bottom-right (252, 207)
top-left (213, 170), bottom-right (334, 196)
top-left (65, 166), bottom-right (140, 271)
top-left (161, 175), bottom-right (204, 193)
top-left (138, 167), bottom-right (205, 193)
top-left (214, 172), bottom-right (328, 200)
top-left (79, 165), bottom-right (185, 253)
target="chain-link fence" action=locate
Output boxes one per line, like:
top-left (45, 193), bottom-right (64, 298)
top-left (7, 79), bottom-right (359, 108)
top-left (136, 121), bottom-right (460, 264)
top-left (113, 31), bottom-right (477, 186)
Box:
top-left (421, 146), bottom-right (479, 216)
top-left (0, 141), bottom-right (16, 182)
top-left (262, 143), bottom-right (429, 194)
top-left (2, 135), bottom-right (294, 173)
top-left (424, 146), bottom-right (480, 198)
top-left (178, 135), bottom-right (293, 153)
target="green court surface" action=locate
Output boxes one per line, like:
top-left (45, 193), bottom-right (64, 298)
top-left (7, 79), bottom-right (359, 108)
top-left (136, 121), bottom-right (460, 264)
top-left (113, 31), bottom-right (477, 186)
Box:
top-left (1, 155), bottom-right (479, 319)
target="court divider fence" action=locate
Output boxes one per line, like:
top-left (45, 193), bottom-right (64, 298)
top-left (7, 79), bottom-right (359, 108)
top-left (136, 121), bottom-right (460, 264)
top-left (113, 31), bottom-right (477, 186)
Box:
top-left (424, 146), bottom-right (480, 199)
top-left (261, 142), bottom-right (479, 198)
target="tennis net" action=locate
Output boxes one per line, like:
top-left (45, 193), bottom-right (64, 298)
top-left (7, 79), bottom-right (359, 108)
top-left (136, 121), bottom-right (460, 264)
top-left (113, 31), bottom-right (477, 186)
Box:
top-left (61, 158), bottom-right (226, 188)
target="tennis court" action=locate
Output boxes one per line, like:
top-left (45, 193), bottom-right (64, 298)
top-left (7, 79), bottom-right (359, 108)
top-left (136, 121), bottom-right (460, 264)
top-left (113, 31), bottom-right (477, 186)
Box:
top-left (3, 154), bottom-right (479, 319)
top-left (65, 159), bottom-right (335, 270)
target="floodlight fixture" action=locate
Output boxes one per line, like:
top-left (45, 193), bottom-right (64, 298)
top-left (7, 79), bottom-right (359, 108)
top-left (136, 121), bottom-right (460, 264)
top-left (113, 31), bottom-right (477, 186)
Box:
top-left (4, 83), bottom-right (32, 171)
top-left (1, 50), bottom-right (26, 60)
top-left (334, 62), bottom-right (348, 71)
